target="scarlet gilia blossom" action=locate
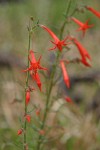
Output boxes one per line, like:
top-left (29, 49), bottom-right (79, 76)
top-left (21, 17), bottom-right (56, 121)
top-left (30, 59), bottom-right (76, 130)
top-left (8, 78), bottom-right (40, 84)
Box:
top-left (23, 50), bottom-right (47, 91)
top-left (71, 17), bottom-right (94, 36)
top-left (60, 61), bottom-right (70, 88)
top-left (25, 115), bottom-right (31, 123)
top-left (65, 96), bottom-right (73, 103)
top-left (23, 50), bottom-right (47, 74)
top-left (17, 129), bottom-right (23, 135)
top-left (70, 37), bottom-right (91, 67)
top-left (39, 25), bottom-right (70, 51)
top-left (85, 6), bottom-right (100, 18)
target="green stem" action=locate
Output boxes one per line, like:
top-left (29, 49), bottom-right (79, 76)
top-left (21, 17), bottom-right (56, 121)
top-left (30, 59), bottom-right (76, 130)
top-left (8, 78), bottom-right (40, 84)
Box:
top-left (42, 51), bottom-right (61, 125)
top-left (60, 0), bottom-right (72, 39)
top-left (36, 51), bottom-right (60, 150)
top-left (36, 1), bottom-right (74, 149)
top-left (23, 26), bottom-right (31, 150)
top-left (65, 0), bottom-right (72, 17)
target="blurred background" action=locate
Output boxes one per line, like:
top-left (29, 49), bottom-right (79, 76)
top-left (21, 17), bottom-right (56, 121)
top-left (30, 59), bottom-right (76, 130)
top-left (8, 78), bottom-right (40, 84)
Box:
top-left (0, 0), bottom-right (100, 150)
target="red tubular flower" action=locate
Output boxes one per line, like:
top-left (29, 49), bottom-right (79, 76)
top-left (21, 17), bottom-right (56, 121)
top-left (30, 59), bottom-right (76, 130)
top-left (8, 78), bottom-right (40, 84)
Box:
top-left (71, 37), bottom-right (91, 67)
top-left (65, 96), bottom-right (73, 103)
top-left (23, 50), bottom-right (47, 91)
top-left (26, 90), bottom-right (30, 105)
top-left (31, 72), bottom-right (42, 91)
top-left (17, 129), bottom-right (23, 135)
top-left (23, 50), bottom-right (48, 74)
top-left (60, 61), bottom-right (70, 88)
top-left (72, 38), bottom-right (91, 59)
top-left (71, 17), bottom-right (94, 36)
top-left (40, 25), bottom-right (70, 51)
top-left (25, 115), bottom-right (31, 123)
top-left (86, 6), bottom-right (100, 18)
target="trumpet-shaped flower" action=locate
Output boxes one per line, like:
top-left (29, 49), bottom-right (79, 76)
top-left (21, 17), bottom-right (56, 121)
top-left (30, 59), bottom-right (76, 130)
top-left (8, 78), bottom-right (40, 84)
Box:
top-left (40, 25), bottom-right (70, 51)
top-left (71, 17), bottom-right (94, 36)
top-left (23, 50), bottom-right (47, 91)
top-left (60, 61), bottom-right (70, 88)
top-left (71, 37), bottom-right (91, 67)
top-left (86, 6), bottom-right (100, 18)
top-left (23, 50), bottom-right (47, 74)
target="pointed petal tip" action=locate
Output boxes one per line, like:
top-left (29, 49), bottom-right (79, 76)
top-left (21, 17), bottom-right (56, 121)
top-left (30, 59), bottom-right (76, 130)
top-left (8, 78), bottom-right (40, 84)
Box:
top-left (81, 59), bottom-right (92, 67)
top-left (48, 46), bottom-right (57, 51)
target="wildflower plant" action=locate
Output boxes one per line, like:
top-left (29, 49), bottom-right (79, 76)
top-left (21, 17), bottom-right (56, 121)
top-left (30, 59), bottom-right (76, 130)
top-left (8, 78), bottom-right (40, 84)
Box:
top-left (16, 0), bottom-right (99, 150)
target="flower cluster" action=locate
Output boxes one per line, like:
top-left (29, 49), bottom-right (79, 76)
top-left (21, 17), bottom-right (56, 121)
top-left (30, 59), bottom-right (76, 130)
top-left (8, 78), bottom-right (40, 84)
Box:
top-left (37, 5), bottom-right (99, 92)
top-left (38, 23), bottom-right (92, 89)
top-left (18, 51), bottom-right (47, 135)
top-left (17, 4), bottom-right (99, 140)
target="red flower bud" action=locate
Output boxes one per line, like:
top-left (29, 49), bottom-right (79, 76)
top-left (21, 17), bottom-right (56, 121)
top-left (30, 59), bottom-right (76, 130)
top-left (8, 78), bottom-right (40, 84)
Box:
top-left (17, 129), bottom-right (23, 135)
top-left (26, 90), bottom-right (30, 105)
top-left (65, 97), bottom-right (73, 103)
top-left (86, 6), bottom-right (100, 18)
top-left (60, 61), bottom-right (70, 88)
top-left (25, 115), bottom-right (31, 123)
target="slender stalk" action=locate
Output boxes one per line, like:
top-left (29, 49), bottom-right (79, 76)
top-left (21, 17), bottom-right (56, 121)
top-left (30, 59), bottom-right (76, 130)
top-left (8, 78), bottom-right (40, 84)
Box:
top-left (60, 0), bottom-right (72, 39)
top-left (36, 51), bottom-right (60, 150)
top-left (65, 0), bottom-right (72, 17)
top-left (42, 51), bottom-right (61, 126)
top-left (23, 24), bottom-right (31, 150)
top-left (36, 1), bottom-right (74, 149)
